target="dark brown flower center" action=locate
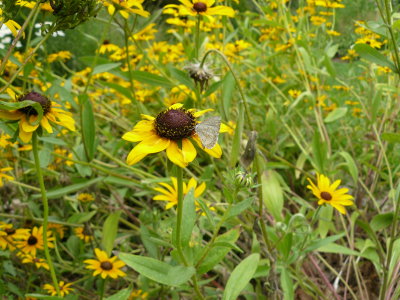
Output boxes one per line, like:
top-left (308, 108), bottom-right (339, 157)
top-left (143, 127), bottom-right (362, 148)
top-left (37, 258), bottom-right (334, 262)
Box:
top-left (27, 235), bottom-right (38, 245)
top-left (100, 261), bottom-right (113, 270)
top-left (155, 108), bottom-right (196, 140)
top-left (320, 191), bottom-right (332, 201)
top-left (18, 92), bottom-right (51, 116)
top-left (193, 2), bottom-right (207, 13)
top-left (5, 228), bottom-right (16, 235)
top-left (82, 225), bottom-right (91, 236)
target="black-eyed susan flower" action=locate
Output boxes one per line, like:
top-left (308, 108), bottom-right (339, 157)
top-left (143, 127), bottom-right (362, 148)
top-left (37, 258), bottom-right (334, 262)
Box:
top-left (164, 0), bottom-right (235, 19)
top-left (43, 281), bottom-right (73, 297)
top-left (20, 254), bottom-right (50, 270)
top-left (16, 226), bottom-right (55, 256)
top-left (0, 223), bottom-right (29, 250)
top-left (84, 248), bottom-right (126, 279)
top-left (77, 193), bottom-right (95, 202)
top-left (122, 103), bottom-right (222, 168)
top-left (154, 177), bottom-right (206, 209)
top-left (307, 173), bottom-right (354, 214)
top-left (74, 226), bottom-right (93, 243)
top-left (0, 167), bottom-right (14, 187)
top-left (0, 91), bottom-right (75, 143)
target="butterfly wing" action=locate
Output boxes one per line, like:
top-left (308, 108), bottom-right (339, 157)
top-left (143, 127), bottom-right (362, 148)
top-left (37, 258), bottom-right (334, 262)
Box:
top-left (195, 116), bottom-right (221, 149)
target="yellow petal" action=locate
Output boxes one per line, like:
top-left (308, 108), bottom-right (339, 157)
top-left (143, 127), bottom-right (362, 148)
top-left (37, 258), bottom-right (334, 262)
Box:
top-left (21, 115), bottom-right (39, 132)
top-left (166, 141), bottom-right (187, 168)
top-left (194, 108), bottom-right (213, 117)
top-left (18, 127), bottom-right (33, 143)
top-left (40, 116), bottom-right (53, 133)
top-left (181, 138), bottom-right (197, 163)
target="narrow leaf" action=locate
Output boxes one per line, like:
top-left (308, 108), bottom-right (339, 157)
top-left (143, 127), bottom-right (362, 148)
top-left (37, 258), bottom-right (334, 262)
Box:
top-left (223, 254), bottom-right (260, 300)
top-left (102, 211), bottom-right (122, 256)
top-left (119, 253), bottom-right (195, 286)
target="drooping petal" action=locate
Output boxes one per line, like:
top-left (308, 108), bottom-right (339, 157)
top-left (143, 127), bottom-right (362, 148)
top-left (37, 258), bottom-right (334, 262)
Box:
top-left (166, 141), bottom-right (187, 168)
top-left (40, 116), bottom-right (53, 133)
top-left (0, 110), bottom-right (23, 120)
top-left (18, 126), bottom-right (33, 143)
top-left (181, 138), bottom-right (197, 163)
top-left (21, 115), bottom-right (39, 132)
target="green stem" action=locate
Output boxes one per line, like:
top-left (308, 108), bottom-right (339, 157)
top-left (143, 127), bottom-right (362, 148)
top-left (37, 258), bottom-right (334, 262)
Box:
top-left (32, 132), bottom-right (60, 296)
top-left (195, 15), bottom-right (201, 59)
top-left (99, 278), bottom-right (107, 300)
top-left (175, 167), bottom-right (188, 266)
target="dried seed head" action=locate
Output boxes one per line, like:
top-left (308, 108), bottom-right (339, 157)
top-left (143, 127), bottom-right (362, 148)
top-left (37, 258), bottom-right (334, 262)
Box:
top-left (184, 62), bottom-right (213, 92)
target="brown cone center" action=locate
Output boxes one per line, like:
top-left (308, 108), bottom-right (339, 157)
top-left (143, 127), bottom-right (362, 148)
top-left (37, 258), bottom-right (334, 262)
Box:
top-left (155, 109), bottom-right (196, 140)
top-left (27, 236), bottom-right (38, 245)
top-left (5, 228), bottom-right (16, 235)
top-left (320, 191), bottom-right (332, 201)
top-left (18, 92), bottom-right (51, 116)
top-left (193, 2), bottom-right (207, 13)
top-left (101, 261), bottom-right (113, 270)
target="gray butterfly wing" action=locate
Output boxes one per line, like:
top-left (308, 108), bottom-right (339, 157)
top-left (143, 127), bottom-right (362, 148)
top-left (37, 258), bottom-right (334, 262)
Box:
top-left (195, 116), bottom-right (221, 149)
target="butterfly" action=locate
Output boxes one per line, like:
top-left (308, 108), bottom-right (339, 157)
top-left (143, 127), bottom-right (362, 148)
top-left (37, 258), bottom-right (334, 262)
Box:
top-left (195, 116), bottom-right (221, 149)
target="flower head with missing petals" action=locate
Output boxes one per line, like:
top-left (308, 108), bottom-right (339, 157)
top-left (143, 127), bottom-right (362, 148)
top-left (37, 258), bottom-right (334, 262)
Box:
top-left (307, 173), bottom-right (354, 214)
top-left (122, 103), bottom-right (222, 168)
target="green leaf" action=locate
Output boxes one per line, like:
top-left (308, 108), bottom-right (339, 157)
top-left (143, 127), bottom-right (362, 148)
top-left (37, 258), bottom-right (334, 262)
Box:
top-left (324, 107), bottom-right (347, 123)
top-left (339, 151), bottom-right (359, 185)
top-left (131, 71), bottom-right (173, 88)
top-left (311, 132), bottom-right (327, 172)
top-left (226, 198), bottom-right (254, 219)
top-left (33, 177), bottom-right (103, 199)
top-left (180, 189), bottom-right (196, 248)
top-left (354, 44), bottom-right (397, 72)
top-left (262, 170), bottom-right (284, 221)
top-left (303, 233), bottom-right (345, 253)
top-left (382, 133), bottom-right (400, 143)
top-left (223, 254), bottom-right (260, 300)
top-left (93, 63), bottom-right (121, 75)
top-left (168, 67), bottom-right (195, 89)
top-left (280, 268), bottom-right (294, 300)
top-left (0, 100), bottom-right (43, 126)
top-left (38, 136), bottom-right (67, 146)
top-left (222, 72), bottom-right (235, 120)
top-left (371, 213), bottom-right (394, 231)
top-left (105, 286), bottom-right (132, 300)
top-left (197, 229), bottom-right (240, 274)
top-left (79, 95), bottom-right (96, 161)
top-left (67, 211), bottom-right (97, 224)
top-left (119, 253), bottom-right (195, 286)
top-left (102, 211), bottom-right (121, 256)
top-left (317, 243), bottom-right (360, 256)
